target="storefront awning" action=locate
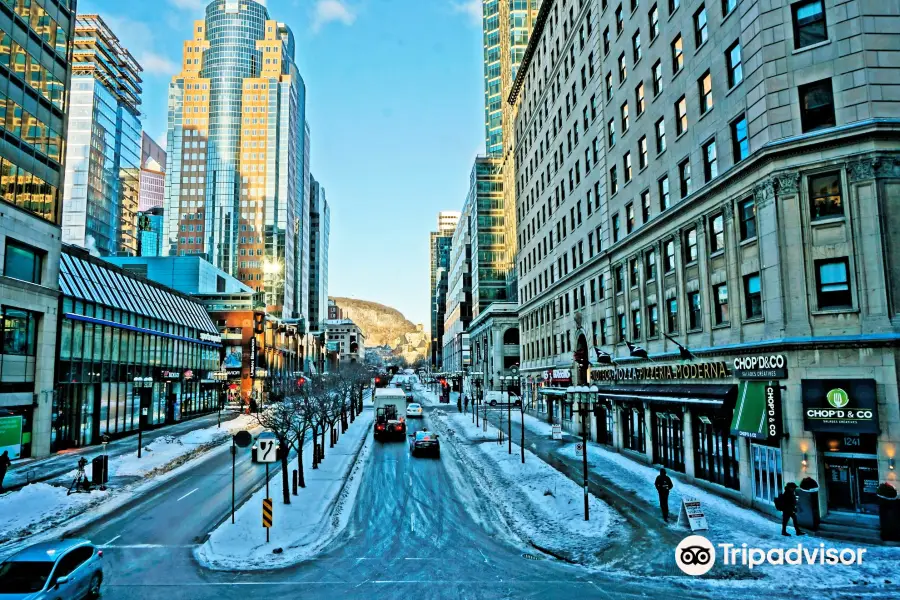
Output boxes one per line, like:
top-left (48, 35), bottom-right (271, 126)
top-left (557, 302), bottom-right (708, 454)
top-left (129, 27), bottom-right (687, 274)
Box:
top-left (594, 384), bottom-right (736, 406)
top-left (538, 387), bottom-right (569, 397)
top-left (730, 381), bottom-right (768, 439)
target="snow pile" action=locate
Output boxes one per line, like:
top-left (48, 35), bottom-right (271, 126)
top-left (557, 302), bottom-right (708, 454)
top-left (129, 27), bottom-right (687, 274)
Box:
top-left (0, 483), bottom-right (110, 545)
top-left (427, 405), bottom-right (623, 566)
top-left (196, 408), bottom-right (374, 570)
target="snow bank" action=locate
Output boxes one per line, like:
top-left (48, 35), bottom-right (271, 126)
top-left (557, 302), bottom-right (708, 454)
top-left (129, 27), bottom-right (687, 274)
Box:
top-left (0, 483), bottom-right (110, 545)
top-left (195, 408), bottom-right (374, 570)
top-left (428, 406), bottom-right (623, 566)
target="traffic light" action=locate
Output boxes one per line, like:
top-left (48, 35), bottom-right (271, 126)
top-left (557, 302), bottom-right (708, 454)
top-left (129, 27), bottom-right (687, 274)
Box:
top-left (253, 312), bottom-right (265, 334)
top-left (296, 376), bottom-right (306, 387)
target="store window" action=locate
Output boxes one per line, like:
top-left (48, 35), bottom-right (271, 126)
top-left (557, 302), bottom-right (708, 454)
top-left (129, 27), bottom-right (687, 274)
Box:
top-left (751, 443), bottom-right (784, 504)
top-left (623, 405), bottom-right (646, 453)
top-left (694, 415), bottom-right (741, 490)
top-left (652, 410), bottom-right (685, 472)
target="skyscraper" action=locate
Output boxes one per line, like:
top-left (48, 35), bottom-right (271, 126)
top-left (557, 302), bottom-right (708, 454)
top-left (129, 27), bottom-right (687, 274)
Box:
top-left (163, 0), bottom-right (308, 319)
top-left (482, 0), bottom-right (539, 155)
top-left (429, 211), bottom-right (459, 366)
top-left (0, 0), bottom-right (76, 458)
top-left (139, 133), bottom-right (166, 211)
top-left (62, 14), bottom-right (142, 257)
top-left (308, 174), bottom-right (329, 334)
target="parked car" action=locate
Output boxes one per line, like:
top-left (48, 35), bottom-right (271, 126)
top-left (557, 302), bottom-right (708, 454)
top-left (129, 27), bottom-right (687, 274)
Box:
top-left (0, 539), bottom-right (103, 599)
top-left (407, 403), bottom-right (423, 418)
top-left (251, 431), bottom-right (281, 463)
top-left (408, 429), bottom-right (440, 458)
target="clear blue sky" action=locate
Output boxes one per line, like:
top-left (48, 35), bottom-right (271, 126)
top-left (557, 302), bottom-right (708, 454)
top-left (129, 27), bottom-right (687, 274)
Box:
top-left (80, 0), bottom-right (486, 329)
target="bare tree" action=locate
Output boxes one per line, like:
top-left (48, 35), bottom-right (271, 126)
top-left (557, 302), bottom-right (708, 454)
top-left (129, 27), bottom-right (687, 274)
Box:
top-left (253, 396), bottom-right (299, 505)
top-left (290, 386), bottom-right (315, 488)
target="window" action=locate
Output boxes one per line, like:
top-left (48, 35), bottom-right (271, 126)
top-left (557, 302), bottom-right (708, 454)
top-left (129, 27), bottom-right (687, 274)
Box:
top-left (752, 444), bottom-right (784, 504)
top-left (659, 176), bottom-right (671, 210)
top-left (632, 309), bottom-right (642, 338)
top-left (726, 41), bottom-right (743, 88)
top-left (646, 249), bottom-right (657, 280)
top-left (666, 297), bottom-right (678, 332)
top-left (688, 291), bottom-right (702, 330)
top-left (809, 171), bottom-right (843, 220)
top-left (633, 31), bottom-right (642, 62)
top-left (731, 114), bottom-right (749, 162)
top-left (799, 79), bottom-right (835, 132)
top-left (615, 265), bottom-right (625, 293)
top-left (641, 190), bottom-right (651, 221)
top-left (639, 136), bottom-right (648, 169)
top-left (655, 117), bottom-right (666, 153)
top-left (624, 152), bottom-right (633, 182)
top-left (723, 0), bottom-right (737, 16)
top-left (649, 4), bottom-right (660, 40)
top-left (652, 60), bottom-right (663, 95)
top-left (675, 96), bottom-right (687, 135)
top-left (618, 53), bottom-right (627, 82)
top-left (703, 139), bottom-right (718, 182)
top-left (610, 165), bottom-right (619, 196)
top-left (626, 203), bottom-right (635, 232)
top-left (603, 26), bottom-right (611, 54)
top-left (738, 197), bottom-right (757, 240)
top-left (683, 228), bottom-right (699, 264)
top-left (664, 239), bottom-right (676, 272)
top-left (671, 35), bottom-right (684, 73)
top-left (792, 0), bottom-right (827, 49)
top-left (744, 273), bottom-right (762, 319)
top-left (630, 258), bottom-right (640, 287)
top-left (621, 102), bottom-right (630, 131)
top-left (698, 72), bottom-right (713, 114)
top-left (648, 304), bottom-right (659, 337)
top-left (713, 283), bottom-right (729, 324)
top-left (607, 118), bottom-right (616, 146)
top-left (694, 5), bottom-right (708, 46)
top-left (616, 4), bottom-right (624, 33)
top-left (679, 159), bottom-right (692, 198)
top-left (618, 313), bottom-right (628, 341)
top-left (708, 213), bottom-right (724, 253)
top-left (606, 72), bottom-right (613, 100)
top-left (635, 82), bottom-right (645, 116)
top-left (3, 241), bottom-right (42, 284)
top-left (816, 258), bottom-right (852, 309)
top-left (670, 0), bottom-right (680, 13)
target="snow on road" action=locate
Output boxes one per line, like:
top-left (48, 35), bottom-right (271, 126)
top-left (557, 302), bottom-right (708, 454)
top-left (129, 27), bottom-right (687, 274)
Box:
top-left (196, 406), bottom-right (374, 570)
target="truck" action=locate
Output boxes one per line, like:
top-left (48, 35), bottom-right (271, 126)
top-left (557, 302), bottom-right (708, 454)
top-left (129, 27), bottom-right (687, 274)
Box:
top-left (373, 388), bottom-right (407, 441)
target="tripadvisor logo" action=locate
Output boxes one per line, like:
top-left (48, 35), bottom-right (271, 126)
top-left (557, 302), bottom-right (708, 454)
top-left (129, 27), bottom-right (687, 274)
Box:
top-left (826, 388), bottom-right (849, 409)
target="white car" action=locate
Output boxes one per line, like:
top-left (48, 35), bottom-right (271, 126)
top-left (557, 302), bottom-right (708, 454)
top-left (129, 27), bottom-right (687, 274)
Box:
top-left (407, 403), bottom-right (423, 418)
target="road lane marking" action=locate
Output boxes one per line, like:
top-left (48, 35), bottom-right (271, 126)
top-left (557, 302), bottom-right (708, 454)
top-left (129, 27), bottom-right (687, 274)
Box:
top-left (101, 544), bottom-right (197, 549)
top-left (177, 488), bottom-right (199, 501)
top-left (101, 535), bottom-right (121, 547)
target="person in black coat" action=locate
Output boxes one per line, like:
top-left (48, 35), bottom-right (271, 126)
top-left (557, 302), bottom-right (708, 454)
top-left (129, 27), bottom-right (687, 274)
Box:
top-left (655, 467), bottom-right (674, 521)
top-left (780, 482), bottom-right (806, 537)
top-left (0, 450), bottom-right (10, 491)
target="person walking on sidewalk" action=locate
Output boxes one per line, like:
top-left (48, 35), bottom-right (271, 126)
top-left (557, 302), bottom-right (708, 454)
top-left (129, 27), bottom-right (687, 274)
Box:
top-left (655, 468), bottom-right (673, 521)
top-left (0, 450), bottom-right (11, 492)
top-left (777, 482), bottom-right (806, 537)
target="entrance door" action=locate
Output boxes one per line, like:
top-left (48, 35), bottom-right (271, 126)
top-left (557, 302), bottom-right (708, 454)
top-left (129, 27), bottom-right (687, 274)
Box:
top-left (825, 455), bottom-right (880, 514)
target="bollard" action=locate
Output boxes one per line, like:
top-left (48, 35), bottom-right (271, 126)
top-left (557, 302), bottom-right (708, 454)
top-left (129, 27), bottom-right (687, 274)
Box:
top-left (292, 469), bottom-right (298, 496)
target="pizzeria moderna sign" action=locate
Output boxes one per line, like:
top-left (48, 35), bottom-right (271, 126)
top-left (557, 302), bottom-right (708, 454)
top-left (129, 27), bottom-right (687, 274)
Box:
top-left (589, 361), bottom-right (730, 382)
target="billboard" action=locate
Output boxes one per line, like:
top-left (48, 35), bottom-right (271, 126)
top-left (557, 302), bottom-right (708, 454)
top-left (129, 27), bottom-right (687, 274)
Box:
top-left (0, 415), bottom-right (23, 459)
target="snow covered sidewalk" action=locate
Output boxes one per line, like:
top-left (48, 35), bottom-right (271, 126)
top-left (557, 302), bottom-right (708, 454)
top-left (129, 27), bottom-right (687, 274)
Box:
top-left (422, 391), bottom-right (623, 567)
top-left (195, 405), bottom-right (375, 570)
top-left (0, 414), bottom-right (256, 549)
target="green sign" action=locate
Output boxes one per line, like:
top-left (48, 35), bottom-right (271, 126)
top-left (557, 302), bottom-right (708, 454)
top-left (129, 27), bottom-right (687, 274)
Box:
top-left (0, 415), bottom-right (23, 459)
top-left (827, 388), bottom-right (849, 408)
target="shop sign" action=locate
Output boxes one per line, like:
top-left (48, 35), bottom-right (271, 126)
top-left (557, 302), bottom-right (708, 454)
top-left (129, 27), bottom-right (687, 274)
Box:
top-left (183, 370), bottom-right (194, 381)
top-left (249, 338), bottom-right (257, 379)
top-left (589, 361), bottom-right (729, 383)
top-left (551, 424), bottom-right (563, 440)
top-left (543, 369), bottom-right (572, 382)
top-left (0, 415), bottom-right (23, 459)
top-left (132, 376), bottom-right (154, 388)
top-left (160, 370), bottom-right (181, 380)
top-left (733, 354), bottom-right (788, 379)
top-left (199, 332), bottom-right (222, 343)
top-left (802, 379), bottom-right (879, 434)
top-left (818, 433), bottom-right (878, 455)
top-left (679, 498), bottom-right (709, 531)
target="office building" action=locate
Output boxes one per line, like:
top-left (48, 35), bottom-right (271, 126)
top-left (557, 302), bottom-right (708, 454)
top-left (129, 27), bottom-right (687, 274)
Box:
top-left (162, 0), bottom-right (309, 320)
top-left (327, 298), bottom-right (343, 320)
top-left (325, 319), bottom-right (365, 364)
top-left (308, 174), bottom-right (329, 333)
top-left (139, 133), bottom-right (166, 211)
top-left (429, 210), bottom-right (459, 367)
top-left (137, 206), bottom-right (164, 256)
top-left (482, 0), bottom-right (540, 155)
top-left (0, 0), bottom-right (75, 458)
top-left (62, 14), bottom-right (142, 257)
top-left (513, 0), bottom-right (900, 534)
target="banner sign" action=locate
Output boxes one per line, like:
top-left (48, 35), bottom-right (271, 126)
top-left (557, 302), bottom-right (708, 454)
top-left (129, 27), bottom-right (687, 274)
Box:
top-left (733, 354), bottom-right (788, 379)
top-left (249, 337), bottom-right (257, 379)
top-left (0, 415), bottom-right (23, 459)
top-left (802, 379), bottom-right (879, 434)
top-left (589, 361), bottom-right (729, 383)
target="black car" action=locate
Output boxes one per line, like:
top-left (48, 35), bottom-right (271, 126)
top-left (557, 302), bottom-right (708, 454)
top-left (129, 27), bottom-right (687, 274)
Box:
top-left (408, 429), bottom-right (440, 458)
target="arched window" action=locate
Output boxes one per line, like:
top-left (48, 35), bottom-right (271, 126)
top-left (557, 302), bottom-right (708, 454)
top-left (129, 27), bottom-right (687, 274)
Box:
top-left (502, 328), bottom-right (520, 345)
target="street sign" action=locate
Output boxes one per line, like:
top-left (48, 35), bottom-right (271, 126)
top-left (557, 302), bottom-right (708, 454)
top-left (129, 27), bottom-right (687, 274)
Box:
top-left (233, 430), bottom-right (252, 448)
top-left (257, 439), bottom-right (278, 463)
top-left (262, 498), bottom-right (273, 528)
top-left (552, 424), bottom-right (563, 440)
top-left (678, 497), bottom-right (709, 531)
top-left (576, 443), bottom-right (583, 452)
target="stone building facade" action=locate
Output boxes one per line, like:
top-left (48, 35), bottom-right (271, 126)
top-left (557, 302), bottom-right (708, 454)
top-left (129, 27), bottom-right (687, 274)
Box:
top-left (511, 0), bottom-right (900, 532)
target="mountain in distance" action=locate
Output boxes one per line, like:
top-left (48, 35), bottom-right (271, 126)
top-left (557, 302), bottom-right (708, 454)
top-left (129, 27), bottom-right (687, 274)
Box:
top-left (329, 297), bottom-right (428, 363)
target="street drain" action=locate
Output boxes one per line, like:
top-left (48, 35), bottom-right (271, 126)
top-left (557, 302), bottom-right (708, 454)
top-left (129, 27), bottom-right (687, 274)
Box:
top-left (522, 553), bottom-right (544, 561)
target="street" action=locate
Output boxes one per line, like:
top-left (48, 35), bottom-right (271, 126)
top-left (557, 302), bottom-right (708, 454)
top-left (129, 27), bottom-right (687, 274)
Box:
top-left (64, 401), bottom-right (701, 600)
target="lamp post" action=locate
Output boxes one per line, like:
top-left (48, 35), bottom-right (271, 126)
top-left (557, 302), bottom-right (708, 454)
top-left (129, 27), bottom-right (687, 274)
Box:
top-left (571, 386), bottom-right (598, 521)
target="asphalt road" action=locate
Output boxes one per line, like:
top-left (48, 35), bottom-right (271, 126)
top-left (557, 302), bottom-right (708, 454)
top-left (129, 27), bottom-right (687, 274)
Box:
top-left (68, 398), bottom-right (703, 600)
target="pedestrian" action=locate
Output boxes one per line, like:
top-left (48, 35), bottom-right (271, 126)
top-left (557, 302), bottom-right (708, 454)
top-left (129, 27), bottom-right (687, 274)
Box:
top-left (655, 467), bottom-right (673, 521)
top-left (0, 450), bottom-right (11, 492)
top-left (777, 482), bottom-right (806, 537)
top-left (464, 394), bottom-right (469, 412)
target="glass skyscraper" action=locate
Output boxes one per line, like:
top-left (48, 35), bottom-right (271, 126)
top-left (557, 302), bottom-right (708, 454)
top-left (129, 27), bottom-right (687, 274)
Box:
top-left (482, 0), bottom-right (538, 155)
top-left (429, 211), bottom-right (459, 367)
top-left (163, 0), bottom-right (308, 319)
top-left (62, 14), bottom-right (142, 257)
top-left (308, 173), bottom-right (329, 334)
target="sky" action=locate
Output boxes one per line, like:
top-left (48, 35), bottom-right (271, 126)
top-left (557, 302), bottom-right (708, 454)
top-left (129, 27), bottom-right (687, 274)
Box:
top-left (80, 0), bottom-right (487, 329)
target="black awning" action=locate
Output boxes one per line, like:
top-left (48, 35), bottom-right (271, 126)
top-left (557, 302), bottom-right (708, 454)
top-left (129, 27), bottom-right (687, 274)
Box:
top-left (594, 383), bottom-right (737, 407)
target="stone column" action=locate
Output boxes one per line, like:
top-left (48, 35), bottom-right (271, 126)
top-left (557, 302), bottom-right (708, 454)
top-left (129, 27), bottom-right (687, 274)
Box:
top-left (682, 409), bottom-right (695, 480)
top-left (644, 403), bottom-right (654, 463)
top-left (755, 178), bottom-right (786, 339)
top-left (772, 171), bottom-right (809, 338)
